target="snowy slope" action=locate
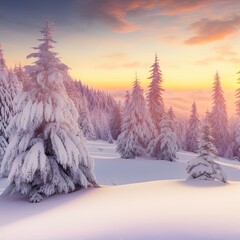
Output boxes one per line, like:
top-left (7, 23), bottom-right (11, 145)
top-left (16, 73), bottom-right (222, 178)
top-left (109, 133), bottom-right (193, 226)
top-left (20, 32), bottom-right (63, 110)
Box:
top-left (90, 141), bottom-right (240, 184)
top-left (1, 141), bottom-right (240, 240)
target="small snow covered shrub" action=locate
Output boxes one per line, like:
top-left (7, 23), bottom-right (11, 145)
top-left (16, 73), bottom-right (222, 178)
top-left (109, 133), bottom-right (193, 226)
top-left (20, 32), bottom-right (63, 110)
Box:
top-left (186, 112), bottom-right (227, 183)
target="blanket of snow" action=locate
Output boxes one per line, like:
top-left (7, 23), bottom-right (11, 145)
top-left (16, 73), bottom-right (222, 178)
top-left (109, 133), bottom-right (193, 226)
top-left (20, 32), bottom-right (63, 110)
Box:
top-left (1, 140), bottom-right (240, 240)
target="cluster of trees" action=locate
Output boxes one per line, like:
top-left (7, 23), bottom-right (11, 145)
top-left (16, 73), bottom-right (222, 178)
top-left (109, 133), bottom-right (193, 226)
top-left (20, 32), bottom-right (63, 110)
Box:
top-left (117, 60), bottom-right (240, 160)
top-left (73, 80), bottom-right (121, 142)
top-left (184, 72), bottom-right (240, 163)
top-left (117, 55), bottom-right (179, 161)
top-left (115, 54), bottom-right (240, 182)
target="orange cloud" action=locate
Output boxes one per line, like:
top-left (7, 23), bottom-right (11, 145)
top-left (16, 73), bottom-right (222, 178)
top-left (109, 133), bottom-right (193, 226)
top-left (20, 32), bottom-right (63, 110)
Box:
top-left (77, 0), bottom-right (234, 33)
top-left (158, 0), bottom-right (211, 14)
top-left (185, 14), bottom-right (240, 45)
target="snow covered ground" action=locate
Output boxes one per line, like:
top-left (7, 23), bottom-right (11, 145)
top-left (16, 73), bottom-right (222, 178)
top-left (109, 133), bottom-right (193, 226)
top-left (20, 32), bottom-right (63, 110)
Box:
top-left (1, 140), bottom-right (240, 240)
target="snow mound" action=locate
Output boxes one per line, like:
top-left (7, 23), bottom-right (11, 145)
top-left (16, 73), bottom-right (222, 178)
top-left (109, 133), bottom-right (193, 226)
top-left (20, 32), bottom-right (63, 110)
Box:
top-left (1, 180), bottom-right (240, 240)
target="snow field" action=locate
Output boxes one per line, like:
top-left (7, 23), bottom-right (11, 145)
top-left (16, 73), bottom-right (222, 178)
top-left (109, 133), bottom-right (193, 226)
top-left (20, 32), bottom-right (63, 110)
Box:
top-left (1, 141), bottom-right (240, 239)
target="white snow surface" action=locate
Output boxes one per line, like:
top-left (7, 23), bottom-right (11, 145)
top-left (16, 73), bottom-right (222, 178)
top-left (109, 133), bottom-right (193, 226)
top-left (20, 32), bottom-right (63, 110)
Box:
top-left (1, 140), bottom-right (240, 240)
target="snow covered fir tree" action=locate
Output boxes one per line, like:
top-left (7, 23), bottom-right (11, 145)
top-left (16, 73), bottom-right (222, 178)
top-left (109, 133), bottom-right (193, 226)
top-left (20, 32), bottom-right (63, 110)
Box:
top-left (233, 71), bottom-right (240, 160)
top-left (0, 43), bottom-right (9, 163)
top-left (0, 21), bottom-right (98, 202)
top-left (186, 111), bottom-right (227, 182)
top-left (117, 76), bottom-right (155, 159)
top-left (14, 63), bottom-right (25, 82)
top-left (148, 108), bottom-right (177, 161)
top-left (186, 102), bottom-right (200, 153)
top-left (210, 72), bottom-right (229, 157)
top-left (0, 44), bottom-right (21, 164)
top-left (167, 107), bottom-right (179, 151)
top-left (147, 54), bottom-right (164, 131)
top-left (109, 102), bottom-right (122, 140)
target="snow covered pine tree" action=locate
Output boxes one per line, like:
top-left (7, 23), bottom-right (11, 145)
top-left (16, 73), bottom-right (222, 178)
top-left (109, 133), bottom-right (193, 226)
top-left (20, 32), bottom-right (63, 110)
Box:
top-left (8, 69), bottom-right (22, 105)
top-left (167, 106), bottom-right (179, 151)
top-left (148, 108), bottom-right (177, 161)
top-left (147, 54), bottom-right (164, 131)
top-left (186, 112), bottom-right (227, 182)
top-left (233, 70), bottom-right (240, 160)
top-left (186, 102), bottom-right (200, 153)
top-left (0, 43), bottom-right (16, 164)
top-left (14, 63), bottom-right (26, 86)
top-left (117, 76), bottom-right (155, 159)
top-left (116, 91), bottom-right (131, 156)
top-left (109, 101), bottom-right (121, 140)
top-left (210, 72), bottom-right (229, 157)
top-left (0, 21), bottom-right (98, 202)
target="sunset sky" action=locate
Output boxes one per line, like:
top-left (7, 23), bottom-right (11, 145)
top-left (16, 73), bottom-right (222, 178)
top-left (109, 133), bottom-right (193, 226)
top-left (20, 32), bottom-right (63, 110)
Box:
top-left (0, 0), bottom-right (240, 115)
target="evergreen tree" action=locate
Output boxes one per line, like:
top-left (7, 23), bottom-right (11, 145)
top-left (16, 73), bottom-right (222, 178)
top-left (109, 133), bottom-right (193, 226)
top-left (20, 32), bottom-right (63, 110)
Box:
top-left (91, 108), bottom-right (111, 141)
top-left (14, 63), bottom-right (26, 87)
top-left (117, 76), bottom-right (155, 159)
top-left (186, 102), bottom-right (200, 153)
top-left (0, 43), bottom-right (6, 69)
top-left (210, 72), bottom-right (229, 156)
top-left (116, 91), bottom-right (130, 152)
top-left (146, 54), bottom-right (164, 131)
top-left (109, 101), bottom-right (121, 140)
top-left (8, 69), bottom-right (22, 101)
top-left (167, 106), bottom-right (179, 148)
top-left (234, 71), bottom-right (240, 160)
top-left (186, 112), bottom-right (227, 182)
top-left (124, 91), bottom-right (130, 108)
top-left (78, 96), bottom-right (96, 140)
top-left (148, 108), bottom-right (177, 161)
top-left (0, 43), bottom-right (12, 163)
top-left (236, 70), bottom-right (240, 116)
top-left (0, 21), bottom-right (97, 202)
top-left (176, 116), bottom-right (188, 151)
top-left (233, 121), bottom-right (240, 160)
top-left (121, 91), bottom-right (130, 119)
top-left (106, 123), bottom-right (114, 144)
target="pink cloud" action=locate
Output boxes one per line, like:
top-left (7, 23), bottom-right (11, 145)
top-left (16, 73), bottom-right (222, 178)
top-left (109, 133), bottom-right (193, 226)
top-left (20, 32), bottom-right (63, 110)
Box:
top-left (78, 0), bottom-right (235, 33)
top-left (185, 14), bottom-right (240, 45)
